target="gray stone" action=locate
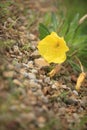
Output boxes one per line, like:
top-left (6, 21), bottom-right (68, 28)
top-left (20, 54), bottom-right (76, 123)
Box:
top-left (29, 80), bottom-right (41, 92)
top-left (73, 90), bottom-right (78, 96)
top-left (28, 73), bottom-right (36, 79)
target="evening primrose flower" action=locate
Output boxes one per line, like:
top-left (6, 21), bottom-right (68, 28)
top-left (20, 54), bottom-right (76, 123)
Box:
top-left (37, 32), bottom-right (69, 64)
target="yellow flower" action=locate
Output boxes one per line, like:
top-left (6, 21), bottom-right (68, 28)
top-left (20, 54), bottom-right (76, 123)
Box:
top-left (37, 32), bottom-right (69, 63)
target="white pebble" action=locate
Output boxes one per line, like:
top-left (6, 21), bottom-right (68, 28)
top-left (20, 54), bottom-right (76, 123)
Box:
top-left (73, 90), bottom-right (78, 96)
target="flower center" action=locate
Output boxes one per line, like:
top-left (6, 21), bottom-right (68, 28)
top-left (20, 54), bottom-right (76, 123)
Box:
top-left (55, 42), bottom-right (59, 48)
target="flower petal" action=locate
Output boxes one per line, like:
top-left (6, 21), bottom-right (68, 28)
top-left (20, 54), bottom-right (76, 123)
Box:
top-left (37, 32), bottom-right (69, 64)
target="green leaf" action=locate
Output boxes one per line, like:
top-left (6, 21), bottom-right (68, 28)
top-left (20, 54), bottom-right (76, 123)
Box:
top-left (43, 13), bottom-right (51, 27)
top-left (51, 12), bottom-right (59, 32)
top-left (79, 57), bottom-right (87, 70)
top-left (68, 59), bottom-right (81, 72)
top-left (59, 19), bottom-right (69, 37)
top-left (65, 14), bottom-right (79, 43)
top-left (39, 23), bottom-right (50, 40)
top-left (70, 35), bottom-right (87, 52)
top-left (73, 35), bottom-right (87, 45)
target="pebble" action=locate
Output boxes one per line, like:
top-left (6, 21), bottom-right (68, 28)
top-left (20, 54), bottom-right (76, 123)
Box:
top-left (58, 107), bottom-right (66, 115)
top-left (8, 64), bottom-right (14, 70)
top-left (37, 116), bottom-right (46, 128)
top-left (19, 52), bottom-right (22, 56)
top-left (28, 61), bottom-right (34, 68)
top-left (30, 44), bottom-right (36, 50)
top-left (3, 71), bottom-right (14, 78)
top-left (23, 72), bottom-right (29, 78)
top-left (20, 104), bottom-right (26, 109)
top-left (30, 41), bottom-right (37, 50)
top-left (20, 113), bottom-right (36, 122)
top-left (28, 73), bottom-right (36, 79)
top-left (10, 105), bottom-right (19, 111)
top-left (61, 85), bottom-right (67, 89)
top-left (52, 84), bottom-right (57, 89)
top-left (37, 79), bottom-right (43, 84)
top-left (29, 33), bottom-right (36, 40)
top-left (33, 89), bottom-right (43, 96)
top-left (29, 80), bottom-right (41, 92)
top-left (41, 95), bottom-right (48, 103)
top-left (73, 113), bottom-right (79, 121)
top-left (13, 45), bottom-right (20, 54)
top-left (22, 63), bottom-right (30, 68)
top-left (17, 55), bottom-right (22, 59)
top-left (79, 97), bottom-right (87, 108)
top-left (77, 107), bottom-right (84, 112)
top-left (73, 90), bottom-right (78, 96)
top-left (13, 79), bottom-right (23, 86)
top-left (64, 98), bottom-right (78, 105)
top-left (31, 69), bottom-right (38, 74)
top-left (44, 77), bottom-right (50, 84)
top-left (34, 58), bottom-right (49, 68)
top-left (30, 50), bottom-right (40, 57)
top-left (22, 71), bottom-right (36, 80)
top-left (7, 17), bottom-right (14, 23)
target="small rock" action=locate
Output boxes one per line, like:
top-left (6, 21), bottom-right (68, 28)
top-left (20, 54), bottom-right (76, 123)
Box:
top-left (61, 85), bottom-right (67, 89)
top-left (33, 89), bottom-right (43, 96)
top-left (17, 55), bottom-right (22, 60)
top-left (22, 63), bottom-right (29, 68)
top-left (37, 116), bottom-right (46, 128)
top-left (58, 107), bottom-right (66, 115)
top-left (29, 80), bottom-right (41, 92)
top-left (28, 61), bottom-right (34, 68)
top-left (44, 77), bottom-right (50, 84)
top-left (73, 113), bottom-right (79, 121)
top-left (64, 98), bottom-right (78, 105)
top-left (10, 105), bottom-right (19, 111)
top-left (8, 64), bottom-right (14, 70)
top-left (73, 90), bottom-right (78, 96)
top-left (78, 107), bottom-right (84, 112)
top-left (28, 73), bottom-right (36, 79)
top-left (31, 69), bottom-right (38, 74)
top-left (52, 84), bottom-right (57, 89)
top-left (19, 52), bottom-right (22, 56)
top-left (41, 95), bottom-right (48, 103)
top-left (34, 58), bottom-right (49, 68)
top-left (13, 45), bottom-right (20, 54)
top-left (23, 72), bottom-right (29, 78)
top-left (29, 33), bottom-right (36, 40)
top-left (20, 68), bottom-right (26, 74)
top-left (10, 54), bottom-right (16, 58)
top-left (80, 97), bottom-right (87, 108)
top-left (20, 104), bottom-right (26, 109)
top-left (37, 79), bottom-right (43, 83)
top-left (13, 79), bottom-right (23, 86)
top-left (30, 44), bottom-right (36, 50)
top-left (30, 41), bottom-right (37, 50)
top-left (20, 113), bottom-right (36, 122)
top-left (7, 17), bottom-right (14, 23)
top-left (30, 50), bottom-right (40, 58)
top-left (19, 26), bottom-right (26, 31)
top-left (14, 62), bottom-right (21, 69)
top-left (3, 71), bottom-right (14, 78)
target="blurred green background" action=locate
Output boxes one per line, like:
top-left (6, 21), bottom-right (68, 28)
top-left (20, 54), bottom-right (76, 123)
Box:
top-left (58, 0), bottom-right (87, 19)
top-left (57, 0), bottom-right (87, 33)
